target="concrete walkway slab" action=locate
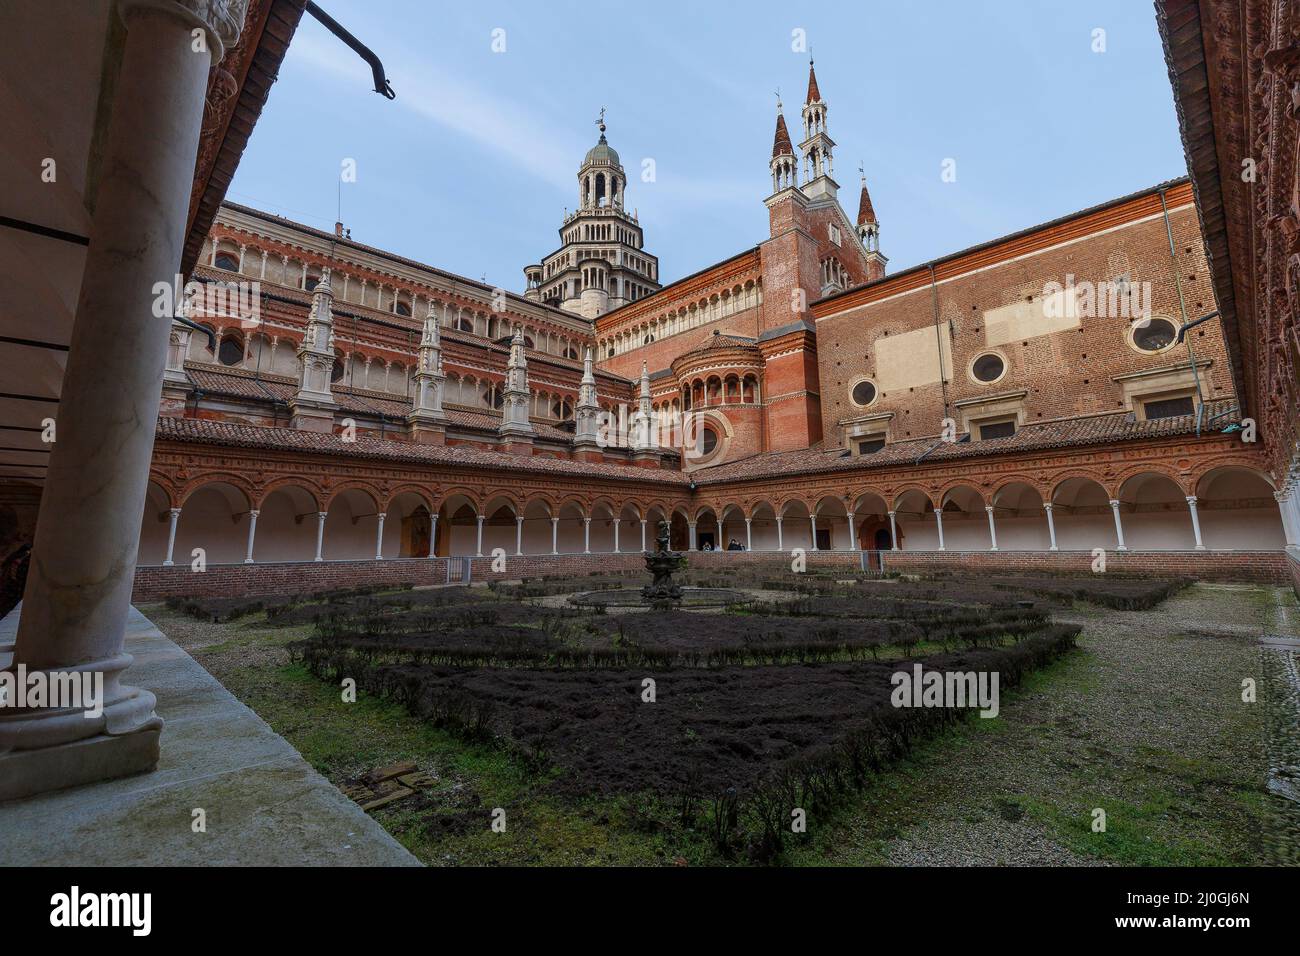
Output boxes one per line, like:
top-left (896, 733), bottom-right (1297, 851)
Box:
top-left (0, 606), bottom-right (419, 866)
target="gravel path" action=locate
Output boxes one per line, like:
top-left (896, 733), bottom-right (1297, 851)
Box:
top-left (789, 583), bottom-right (1298, 866)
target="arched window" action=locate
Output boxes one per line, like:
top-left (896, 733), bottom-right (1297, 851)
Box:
top-left (214, 251), bottom-right (239, 272)
top-left (456, 315), bottom-right (475, 333)
top-left (331, 359), bottom-right (344, 383)
top-left (218, 336), bottom-right (244, 367)
top-left (394, 301), bottom-right (412, 317)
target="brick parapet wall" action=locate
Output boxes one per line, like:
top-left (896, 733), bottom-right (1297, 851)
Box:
top-left (131, 548), bottom-right (1289, 601)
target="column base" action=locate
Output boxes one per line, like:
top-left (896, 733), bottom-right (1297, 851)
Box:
top-left (0, 723), bottom-right (161, 802)
top-left (289, 401), bottom-right (337, 433)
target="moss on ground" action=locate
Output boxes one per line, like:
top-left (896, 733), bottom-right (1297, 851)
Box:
top-left (143, 582), bottom-right (1298, 867)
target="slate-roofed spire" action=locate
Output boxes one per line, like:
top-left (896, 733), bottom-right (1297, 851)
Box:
top-left (805, 57), bottom-right (822, 105)
top-left (770, 96), bottom-right (798, 193)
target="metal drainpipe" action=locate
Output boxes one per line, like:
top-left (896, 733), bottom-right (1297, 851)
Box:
top-left (928, 263), bottom-right (951, 422)
top-left (1158, 187), bottom-right (1206, 435)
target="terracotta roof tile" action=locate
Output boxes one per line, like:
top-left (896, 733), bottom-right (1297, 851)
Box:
top-left (857, 180), bottom-right (877, 226)
top-left (772, 112), bottom-right (794, 158)
top-left (805, 60), bottom-right (821, 105)
top-left (156, 416), bottom-right (692, 485)
top-left (691, 400), bottom-right (1241, 484)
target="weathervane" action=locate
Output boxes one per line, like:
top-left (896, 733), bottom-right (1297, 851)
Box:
top-left (596, 106), bottom-right (606, 134)
top-left (774, 87), bottom-right (782, 110)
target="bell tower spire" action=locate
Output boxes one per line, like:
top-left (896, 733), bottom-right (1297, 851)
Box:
top-left (769, 94), bottom-right (798, 194)
top-left (798, 58), bottom-right (838, 201)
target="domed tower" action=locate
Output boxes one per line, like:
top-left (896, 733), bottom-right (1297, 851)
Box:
top-left (526, 111), bottom-right (661, 320)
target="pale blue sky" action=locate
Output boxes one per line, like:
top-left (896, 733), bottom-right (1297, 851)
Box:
top-left (228, 0), bottom-right (1186, 294)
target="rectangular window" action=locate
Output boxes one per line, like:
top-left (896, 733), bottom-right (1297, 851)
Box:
top-left (1143, 395), bottom-right (1195, 420)
top-left (978, 420), bottom-right (1016, 441)
top-left (856, 438), bottom-right (885, 455)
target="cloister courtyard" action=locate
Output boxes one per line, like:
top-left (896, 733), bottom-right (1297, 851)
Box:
top-left (109, 568), bottom-right (1298, 867)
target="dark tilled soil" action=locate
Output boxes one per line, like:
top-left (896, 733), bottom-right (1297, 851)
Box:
top-left (361, 628), bottom-right (1077, 798)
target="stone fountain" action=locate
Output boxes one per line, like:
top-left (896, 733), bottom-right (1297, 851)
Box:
top-left (641, 519), bottom-right (686, 608)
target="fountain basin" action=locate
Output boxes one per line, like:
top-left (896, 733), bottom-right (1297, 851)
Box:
top-left (568, 587), bottom-right (750, 609)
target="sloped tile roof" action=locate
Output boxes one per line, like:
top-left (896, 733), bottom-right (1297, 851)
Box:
top-left (156, 416), bottom-right (691, 485)
top-left (691, 399), bottom-right (1242, 484)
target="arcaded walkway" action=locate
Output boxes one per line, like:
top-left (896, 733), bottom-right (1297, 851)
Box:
top-left (0, 605), bottom-right (417, 866)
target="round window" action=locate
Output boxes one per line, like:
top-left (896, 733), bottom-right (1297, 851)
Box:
top-left (1131, 317), bottom-right (1177, 352)
top-left (971, 352), bottom-right (1005, 383)
top-left (701, 428), bottom-right (718, 455)
top-left (851, 380), bottom-right (877, 406)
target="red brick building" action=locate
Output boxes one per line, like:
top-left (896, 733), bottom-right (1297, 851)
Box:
top-left (6, 49), bottom-right (1293, 595)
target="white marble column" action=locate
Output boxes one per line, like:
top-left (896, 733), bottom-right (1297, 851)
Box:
top-left (985, 506), bottom-right (999, 551)
top-left (244, 509), bottom-right (259, 564)
top-left (1277, 492), bottom-right (1300, 546)
top-left (688, 521), bottom-right (697, 550)
top-left (516, 516), bottom-right (524, 556)
top-left (809, 514), bottom-right (819, 551)
top-left (775, 516), bottom-right (784, 551)
top-left (888, 510), bottom-right (899, 551)
top-left (583, 517), bottom-right (592, 554)
top-left (2, 0), bottom-right (245, 801)
top-left (314, 512), bottom-right (327, 561)
top-left (640, 519), bottom-right (647, 552)
top-left (613, 520), bottom-right (620, 554)
top-left (162, 507), bottom-right (181, 566)
top-left (847, 511), bottom-right (857, 551)
top-left (745, 517), bottom-right (753, 551)
top-left (428, 513), bottom-right (439, 558)
top-left (476, 515), bottom-right (485, 557)
top-left (374, 512), bottom-right (386, 560)
top-left (1109, 499), bottom-right (1128, 551)
top-left (1186, 496), bottom-right (1206, 550)
top-left (1043, 502), bottom-right (1058, 551)
top-left (551, 517), bottom-right (559, 555)
top-left (935, 509), bottom-right (945, 551)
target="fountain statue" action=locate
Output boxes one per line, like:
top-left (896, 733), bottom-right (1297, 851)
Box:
top-left (641, 519), bottom-right (686, 608)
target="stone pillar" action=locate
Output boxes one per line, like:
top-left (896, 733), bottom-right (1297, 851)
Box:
top-left (1186, 496), bottom-right (1206, 550)
top-left (810, 514), bottom-right (819, 551)
top-left (775, 516), bottom-right (784, 551)
top-left (935, 509), bottom-right (945, 551)
top-left (428, 514), bottom-right (438, 558)
top-left (162, 508), bottom-right (180, 566)
top-left (745, 517), bottom-right (753, 551)
top-left (887, 511), bottom-right (899, 551)
top-left (583, 517), bottom-right (591, 554)
top-left (244, 510), bottom-right (258, 564)
top-left (1043, 502), bottom-right (1058, 551)
top-left (516, 516), bottom-right (524, 556)
top-left (847, 511), bottom-right (857, 550)
top-left (1109, 499), bottom-right (1128, 551)
top-left (688, 521), bottom-right (697, 550)
top-left (551, 517), bottom-right (559, 555)
top-left (1277, 492), bottom-right (1300, 546)
top-left (985, 506), bottom-right (999, 551)
top-left (374, 513), bottom-right (386, 560)
top-left (640, 519), bottom-right (647, 552)
top-left (314, 512), bottom-right (327, 561)
top-left (613, 520), bottom-right (620, 554)
top-left (476, 516), bottom-right (485, 557)
top-left (2, 0), bottom-right (244, 801)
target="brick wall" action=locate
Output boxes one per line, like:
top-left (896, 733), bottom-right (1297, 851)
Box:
top-left (815, 194), bottom-right (1235, 446)
top-left (131, 547), bottom-right (1289, 601)
top-left (882, 549), bottom-right (1287, 584)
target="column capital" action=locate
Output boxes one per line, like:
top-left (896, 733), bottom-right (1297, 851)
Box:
top-left (247, 509), bottom-right (259, 518)
top-left (1185, 495), bottom-right (1198, 505)
top-left (377, 512), bottom-right (386, 519)
top-left (317, 511), bottom-right (328, 519)
top-left (1109, 499), bottom-right (1121, 507)
top-left (122, 0), bottom-right (248, 62)
top-left (1042, 502), bottom-right (1053, 512)
top-left (985, 505), bottom-right (995, 513)
top-left (168, 507), bottom-right (182, 516)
